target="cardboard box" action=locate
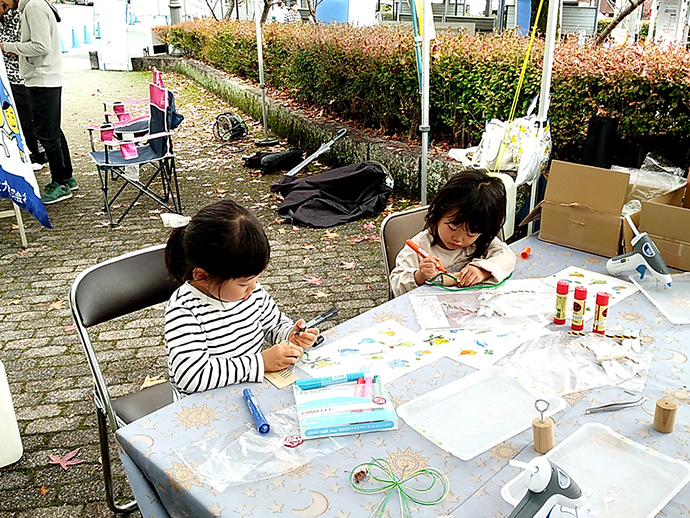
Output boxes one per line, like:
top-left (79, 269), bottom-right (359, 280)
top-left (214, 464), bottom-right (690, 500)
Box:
top-left (523, 160), bottom-right (688, 267)
top-left (638, 188), bottom-right (690, 271)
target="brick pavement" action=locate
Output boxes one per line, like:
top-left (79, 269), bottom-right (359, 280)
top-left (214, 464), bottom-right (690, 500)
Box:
top-left (0, 59), bottom-right (403, 517)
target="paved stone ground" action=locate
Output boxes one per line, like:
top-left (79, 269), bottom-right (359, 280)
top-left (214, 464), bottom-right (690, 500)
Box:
top-left (0, 55), bottom-right (414, 516)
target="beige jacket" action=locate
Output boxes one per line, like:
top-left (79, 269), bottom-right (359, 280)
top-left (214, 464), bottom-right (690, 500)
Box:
top-left (390, 229), bottom-right (516, 297)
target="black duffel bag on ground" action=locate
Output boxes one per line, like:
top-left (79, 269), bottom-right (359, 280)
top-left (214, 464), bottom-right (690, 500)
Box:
top-left (271, 161), bottom-right (394, 228)
top-left (243, 148), bottom-right (304, 175)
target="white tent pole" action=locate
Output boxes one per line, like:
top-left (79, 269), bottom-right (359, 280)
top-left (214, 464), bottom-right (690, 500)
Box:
top-left (420, 0), bottom-right (430, 205)
top-left (528, 0), bottom-right (560, 235)
top-left (254, 1), bottom-right (278, 146)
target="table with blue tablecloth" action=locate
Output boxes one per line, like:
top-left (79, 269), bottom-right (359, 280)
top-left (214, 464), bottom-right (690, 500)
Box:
top-left (117, 236), bottom-right (690, 517)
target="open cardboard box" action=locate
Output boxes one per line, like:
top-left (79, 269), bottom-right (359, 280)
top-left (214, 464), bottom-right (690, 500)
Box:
top-left (522, 160), bottom-right (689, 270)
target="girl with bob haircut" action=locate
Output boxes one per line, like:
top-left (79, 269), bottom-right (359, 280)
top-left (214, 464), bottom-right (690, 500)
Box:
top-left (390, 169), bottom-right (516, 297)
top-left (164, 199), bottom-right (318, 398)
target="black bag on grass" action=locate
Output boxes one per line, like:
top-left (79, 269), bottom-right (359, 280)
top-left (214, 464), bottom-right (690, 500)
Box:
top-left (271, 161), bottom-right (394, 228)
top-left (243, 148), bottom-right (304, 175)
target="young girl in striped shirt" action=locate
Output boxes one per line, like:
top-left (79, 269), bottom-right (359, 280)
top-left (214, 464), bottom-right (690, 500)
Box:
top-left (164, 200), bottom-right (318, 398)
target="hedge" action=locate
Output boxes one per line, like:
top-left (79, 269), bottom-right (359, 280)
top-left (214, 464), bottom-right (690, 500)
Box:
top-left (157, 20), bottom-right (690, 168)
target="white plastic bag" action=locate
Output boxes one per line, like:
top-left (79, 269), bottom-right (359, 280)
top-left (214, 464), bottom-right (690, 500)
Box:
top-left (472, 119), bottom-right (517, 171)
top-left (510, 117), bottom-right (551, 186)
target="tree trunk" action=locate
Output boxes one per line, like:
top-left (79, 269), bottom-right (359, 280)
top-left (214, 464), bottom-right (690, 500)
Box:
top-left (595, 0), bottom-right (646, 44)
top-left (305, 0), bottom-right (317, 21)
top-left (261, 0), bottom-right (274, 23)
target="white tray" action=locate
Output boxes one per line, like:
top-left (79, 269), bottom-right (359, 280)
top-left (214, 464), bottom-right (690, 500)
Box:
top-left (397, 367), bottom-right (565, 461)
top-left (501, 423), bottom-right (690, 517)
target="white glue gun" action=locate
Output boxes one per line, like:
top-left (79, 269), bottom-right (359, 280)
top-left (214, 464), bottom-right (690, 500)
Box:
top-left (606, 216), bottom-right (672, 288)
top-left (507, 458), bottom-right (585, 518)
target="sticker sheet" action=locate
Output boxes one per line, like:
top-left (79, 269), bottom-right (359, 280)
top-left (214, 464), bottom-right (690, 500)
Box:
top-left (294, 321), bottom-right (445, 382)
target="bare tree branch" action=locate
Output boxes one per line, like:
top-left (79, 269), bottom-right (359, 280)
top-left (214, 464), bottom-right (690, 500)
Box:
top-left (204, 0), bottom-right (219, 20)
top-left (595, 0), bottom-right (646, 45)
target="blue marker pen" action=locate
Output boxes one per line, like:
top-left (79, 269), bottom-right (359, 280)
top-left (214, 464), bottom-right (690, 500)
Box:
top-left (243, 388), bottom-right (270, 434)
top-left (295, 372), bottom-right (365, 390)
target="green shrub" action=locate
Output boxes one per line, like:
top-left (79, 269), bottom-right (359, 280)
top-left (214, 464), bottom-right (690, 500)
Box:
top-left (158, 21), bottom-right (690, 168)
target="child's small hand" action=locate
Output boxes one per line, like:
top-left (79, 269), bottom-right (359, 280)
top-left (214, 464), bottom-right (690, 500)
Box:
top-left (261, 340), bottom-right (304, 372)
top-left (455, 265), bottom-right (491, 287)
top-left (414, 257), bottom-right (441, 285)
top-left (288, 320), bottom-right (319, 350)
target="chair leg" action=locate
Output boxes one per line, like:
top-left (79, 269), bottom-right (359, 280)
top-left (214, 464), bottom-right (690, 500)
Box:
top-left (97, 409), bottom-right (138, 514)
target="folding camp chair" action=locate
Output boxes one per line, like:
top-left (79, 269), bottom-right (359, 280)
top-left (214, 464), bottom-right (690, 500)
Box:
top-left (69, 245), bottom-right (181, 513)
top-left (87, 82), bottom-right (184, 227)
top-left (380, 205), bottom-right (429, 300)
top-left (100, 68), bottom-right (166, 138)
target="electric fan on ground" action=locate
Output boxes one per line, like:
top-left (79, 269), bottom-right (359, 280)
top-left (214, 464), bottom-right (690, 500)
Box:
top-left (213, 112), bottom-right (248, 142)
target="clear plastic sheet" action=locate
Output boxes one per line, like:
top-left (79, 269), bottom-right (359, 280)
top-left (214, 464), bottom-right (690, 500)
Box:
top-left (498, 332), bottom-right (653, 394)
top-left (631, 272), bottom-right (690, 324)
top-left (612, 152), bottom-right (686, 206)
top-left (397, 367), bottom-right (565, 460)
top-left (175, 406), bottom-right (344, 492)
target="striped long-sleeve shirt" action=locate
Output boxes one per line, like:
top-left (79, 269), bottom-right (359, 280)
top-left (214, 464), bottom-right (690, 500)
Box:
top-left (165, 282), bottom-right (293, 398)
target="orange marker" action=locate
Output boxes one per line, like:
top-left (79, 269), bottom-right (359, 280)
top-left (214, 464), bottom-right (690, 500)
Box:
top-left (405, 240), bottom-right (447, 273)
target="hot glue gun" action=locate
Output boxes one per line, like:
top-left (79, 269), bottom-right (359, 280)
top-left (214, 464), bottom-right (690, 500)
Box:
top-left (606, 216), bottom-right (672, 288)
top-left (507, 458), bottom-right (585, 518)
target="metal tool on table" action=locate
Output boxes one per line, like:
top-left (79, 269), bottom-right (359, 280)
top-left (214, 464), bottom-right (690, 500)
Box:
top-left (296, 307), bottom-right (338, 351)
top-left (270, 129), bottom-right (348, 191)
top-left (585, 395), bottom-right (646, 415)
top-left (507, 458), bottom-right (585, 518)
top-left (606, 215), bottom-right (672, 288)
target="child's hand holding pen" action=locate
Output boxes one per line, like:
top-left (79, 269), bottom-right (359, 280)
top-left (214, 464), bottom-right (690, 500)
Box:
top-left (261, 340), bottom-right (305, 371)
top-left (288, 320), bottom-right (319, 350)
top-left (414, 256), bottom-right (444, 285)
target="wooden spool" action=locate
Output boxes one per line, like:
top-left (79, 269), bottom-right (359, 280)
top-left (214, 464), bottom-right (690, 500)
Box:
top-left (532, 417), bottom-right (555, 454)
top-left (653, 398), bottom-right (678, 434)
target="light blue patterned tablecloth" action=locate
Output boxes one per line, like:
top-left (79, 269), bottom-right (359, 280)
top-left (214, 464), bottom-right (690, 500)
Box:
top-left (117, 236), bottom-right (690, 517)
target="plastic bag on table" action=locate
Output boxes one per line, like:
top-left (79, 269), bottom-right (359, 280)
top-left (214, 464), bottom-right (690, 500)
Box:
top-left (498, 331), bottom-right (653, 395)
top-left (175, 405), bottom-right (344, 492)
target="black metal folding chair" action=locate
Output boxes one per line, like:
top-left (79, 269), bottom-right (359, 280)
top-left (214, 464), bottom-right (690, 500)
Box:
top-left (87, 82), bottom-right (184, 227)
top-left (69, 245), bottom-right (181, 513)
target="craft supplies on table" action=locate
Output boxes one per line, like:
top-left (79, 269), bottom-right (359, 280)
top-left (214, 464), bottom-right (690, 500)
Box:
top-left (542, 266), bottom-right (638, 323)
top-left (501, 423), bottom-right (690, 518)
top-left (631, 272), bottom-right (690, 324)
top-left (294, 375), bottom-right (398, 439)
top-left (397, 368), bottom-right (565, 460)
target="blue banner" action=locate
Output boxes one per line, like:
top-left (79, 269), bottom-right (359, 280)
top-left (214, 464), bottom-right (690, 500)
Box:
top-left (0, 67), bottom-right (50, 228)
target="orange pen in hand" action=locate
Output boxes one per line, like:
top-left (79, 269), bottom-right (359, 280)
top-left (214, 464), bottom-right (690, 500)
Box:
top-left (405, 240), bottom-right (447, 273)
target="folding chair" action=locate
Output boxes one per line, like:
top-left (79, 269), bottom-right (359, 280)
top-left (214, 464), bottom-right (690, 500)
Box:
top-left (69, 245), bottom-right (182, 513)
top-left (380, 205), bottom-right (429, 300)
top-left (87, 82), bottom-right (184, 227)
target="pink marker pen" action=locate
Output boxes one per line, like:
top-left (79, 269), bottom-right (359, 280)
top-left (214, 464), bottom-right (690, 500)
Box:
top-left (362, 377), bottom-right (374, 399)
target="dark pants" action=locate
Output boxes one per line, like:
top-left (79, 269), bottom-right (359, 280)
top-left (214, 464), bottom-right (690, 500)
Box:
top-left (10, 83), bottom-right (44, 162)
top-left (26, 86), bottom-right (73, 184)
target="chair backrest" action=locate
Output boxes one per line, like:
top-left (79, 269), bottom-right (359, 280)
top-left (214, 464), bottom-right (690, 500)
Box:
top-left (380, 206), bottom-right (429, 299)
top-left (70, 245), bottom-right (182, 428)
top-left (148, 83), bottom-right (183, 157)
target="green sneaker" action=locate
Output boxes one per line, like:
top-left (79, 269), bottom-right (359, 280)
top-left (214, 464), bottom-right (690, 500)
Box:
top-left (41, 182), bottom-right (72, 205)
top-left (64, 177), bottom-right (79, 191)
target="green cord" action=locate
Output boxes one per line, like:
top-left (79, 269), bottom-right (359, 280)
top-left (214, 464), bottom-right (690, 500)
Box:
top-left (349, 458), bottom-right (449, 518)
top-left (425, 272), bottom-right (514, 291)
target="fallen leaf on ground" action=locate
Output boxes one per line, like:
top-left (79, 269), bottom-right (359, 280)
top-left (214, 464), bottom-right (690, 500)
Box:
top-left (302, 244), bottom-right (316, 250)
top-left (141, 375), bottom-right (167, 389)
top-left (302, 277), bottom-right (323, 286)
top-left (48, 448), bottom-right (87, 471)
top-left (48, 300), bottom-right (65, 311)
top-left (361, 222), bottom-right (376, 230)
top-left (325, 231), bottom-right (339, 238)
top-left (340, 261), bottom-right (356, 270)
top-left (39, 485), bottom-right (49, 496)
top-left (312, 291), bottom-right (329, 299)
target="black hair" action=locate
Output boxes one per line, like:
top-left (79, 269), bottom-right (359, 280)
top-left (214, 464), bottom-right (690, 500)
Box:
top-left (165, 199), bottom-right (270, 285)
top-left (424, 169), bottom-right (507, 259)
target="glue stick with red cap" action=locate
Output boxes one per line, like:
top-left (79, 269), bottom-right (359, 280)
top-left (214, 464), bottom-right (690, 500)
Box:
top-left (593, 291), bottom-right (610, 335)
top-left (571, 286), bottom-right (587, 331)
top-left (554, 280), bottom-right (569, 325)
top-left (520, 246), bottom-right (531, 259)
